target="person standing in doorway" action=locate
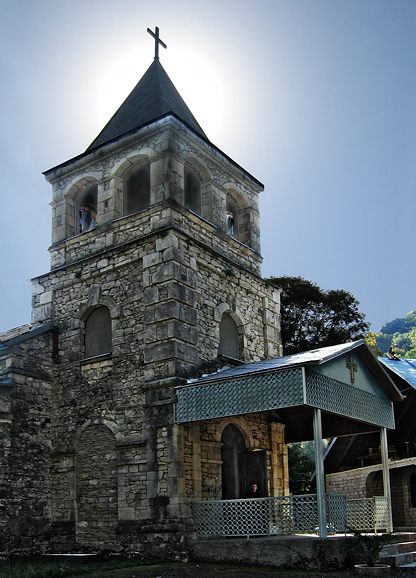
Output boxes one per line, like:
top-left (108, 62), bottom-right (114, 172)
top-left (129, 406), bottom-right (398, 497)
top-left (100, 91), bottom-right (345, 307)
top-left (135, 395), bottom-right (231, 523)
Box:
top-left (246, 483), bottom-right (261, 498)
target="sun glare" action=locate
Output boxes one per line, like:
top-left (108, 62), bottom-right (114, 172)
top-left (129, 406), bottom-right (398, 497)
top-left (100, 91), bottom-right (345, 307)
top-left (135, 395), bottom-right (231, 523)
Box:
top-left (164, 46), bottom-right (229, 142)
top-left (93, 44), bottom-right (146, 129)
top-left (88, 37), bottom-right (238, 148)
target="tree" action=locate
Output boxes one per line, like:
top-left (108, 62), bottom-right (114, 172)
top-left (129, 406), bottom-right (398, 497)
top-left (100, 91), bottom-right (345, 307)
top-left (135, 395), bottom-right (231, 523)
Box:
top-left (373, 310), bottom-right (416, 358)
top-left (288, 442), bottom-right (316, 494)
top-left (380, 311), bottom-right (416, 336)
top-left (364, 332), bottom-right (382, 357)
top-left (267, 276), bottom-right (369, 355)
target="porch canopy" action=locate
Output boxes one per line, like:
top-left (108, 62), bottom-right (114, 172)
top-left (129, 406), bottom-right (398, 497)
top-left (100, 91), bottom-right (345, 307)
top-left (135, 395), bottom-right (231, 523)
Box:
top-left (175, 341), bottom-right (402, 439)
top-left (175, 340), bottom-right (403, 537)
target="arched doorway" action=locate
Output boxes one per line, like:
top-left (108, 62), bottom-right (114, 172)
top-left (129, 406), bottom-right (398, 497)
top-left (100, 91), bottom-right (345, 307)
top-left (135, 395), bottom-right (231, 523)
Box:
top-left (76, 424), bottom-right (118, 546)
top-left (221, 424), bottom-right (267, 499)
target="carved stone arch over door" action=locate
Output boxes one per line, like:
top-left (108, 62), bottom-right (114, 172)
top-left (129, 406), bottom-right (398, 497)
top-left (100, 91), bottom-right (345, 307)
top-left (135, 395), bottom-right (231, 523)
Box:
top-left (221, 423), bottom-right (246, 500)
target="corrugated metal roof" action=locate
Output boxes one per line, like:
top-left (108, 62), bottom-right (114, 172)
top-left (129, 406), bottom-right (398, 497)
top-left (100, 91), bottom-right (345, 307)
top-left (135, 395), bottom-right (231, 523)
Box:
top-left (378, 357), bottom-right (416, 390)
top-left (186, 341), bottom-right (364, 385)
top-left (182, 340), bottom-right (402, 403)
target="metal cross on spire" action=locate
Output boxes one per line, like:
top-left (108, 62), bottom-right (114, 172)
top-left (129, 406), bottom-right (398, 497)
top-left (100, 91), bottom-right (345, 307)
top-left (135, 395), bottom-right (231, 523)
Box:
top-left (147, 26), bottom-right (167, 60)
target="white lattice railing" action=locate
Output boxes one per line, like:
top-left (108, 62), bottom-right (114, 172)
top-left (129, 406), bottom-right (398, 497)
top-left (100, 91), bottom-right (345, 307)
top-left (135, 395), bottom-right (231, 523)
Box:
top-left (347, 496), bottom-right (391, 533)
top-left (192, 494), bottom-right (391, 538)
top-left (191, 493), bottom-right (347, 538)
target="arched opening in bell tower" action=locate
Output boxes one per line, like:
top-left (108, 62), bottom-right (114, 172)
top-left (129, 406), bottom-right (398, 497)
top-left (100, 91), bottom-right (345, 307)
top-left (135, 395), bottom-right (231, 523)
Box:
top-left (77, 184), bottom-right (98, 234)
top-left (184, 166), bottom-right (201, 215)
top-left (124, 164), bottom-right (150, 216)
top-left (226, 199), bottom-right (239, 240)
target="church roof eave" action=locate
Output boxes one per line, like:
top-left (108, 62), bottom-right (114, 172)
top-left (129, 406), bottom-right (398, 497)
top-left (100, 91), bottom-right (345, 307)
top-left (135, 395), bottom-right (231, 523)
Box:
top-left (174, 341), bottom-right (400, 433)
top-left (43, 113), bottom-right (264, 190)
top-left (0, 322), bottom-right (56, 346)
top-left (44, 55), bottom-right (264, 189)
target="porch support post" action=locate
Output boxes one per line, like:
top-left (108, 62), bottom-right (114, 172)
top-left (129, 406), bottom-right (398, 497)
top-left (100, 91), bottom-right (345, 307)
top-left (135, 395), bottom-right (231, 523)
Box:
top-left (380, 427), bottom-right (393, 532)
top-left (313, 408), bottom-right (327, 538)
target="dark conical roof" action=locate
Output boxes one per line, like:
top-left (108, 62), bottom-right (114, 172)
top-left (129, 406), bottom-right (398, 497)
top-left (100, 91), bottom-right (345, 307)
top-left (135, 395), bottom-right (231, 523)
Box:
top-left (86, 59), bottom-right (207, 151)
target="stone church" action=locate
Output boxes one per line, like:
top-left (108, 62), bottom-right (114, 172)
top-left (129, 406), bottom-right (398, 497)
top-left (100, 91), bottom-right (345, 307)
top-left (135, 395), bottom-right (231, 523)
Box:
top-left (0, 29), bottom-right (284, 557)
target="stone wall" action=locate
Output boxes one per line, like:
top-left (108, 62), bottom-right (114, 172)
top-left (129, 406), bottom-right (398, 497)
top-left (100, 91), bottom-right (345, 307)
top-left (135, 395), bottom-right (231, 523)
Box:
top-left (2, 116), bottom-right (284, 558)
top-left (326, 467), bottom-right (370, 500)
top-left (34, 209), bottom-right (283, 554)
top-left (326, 458), bottom-right (416, 529)
top-left (32, 210), bottom-right (281, 382)
top-left (191, 535), bottom-right (349, 571)
top-left (0, 327), bottom-right (55, 556)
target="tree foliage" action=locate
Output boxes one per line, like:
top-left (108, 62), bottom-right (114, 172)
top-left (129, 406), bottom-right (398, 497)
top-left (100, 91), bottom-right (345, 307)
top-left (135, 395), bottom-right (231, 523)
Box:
top-left (267, 276), bottom-right (369, 355)
top-left (372, 310), bottom-right (416, 358)
top-left (364, 332), bottom-right (382, 357)
top-left (288, 442), bottom-right (316, 494)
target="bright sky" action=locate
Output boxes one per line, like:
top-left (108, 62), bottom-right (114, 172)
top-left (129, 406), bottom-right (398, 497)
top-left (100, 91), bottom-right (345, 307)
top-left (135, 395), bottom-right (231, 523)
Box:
top-left (1, 0), bottom-right (415, 334)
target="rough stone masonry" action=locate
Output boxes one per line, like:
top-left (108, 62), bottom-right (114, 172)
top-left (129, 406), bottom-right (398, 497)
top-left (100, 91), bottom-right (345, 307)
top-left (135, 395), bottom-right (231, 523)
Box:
top-left (0, 59), bottom-right (286, 558)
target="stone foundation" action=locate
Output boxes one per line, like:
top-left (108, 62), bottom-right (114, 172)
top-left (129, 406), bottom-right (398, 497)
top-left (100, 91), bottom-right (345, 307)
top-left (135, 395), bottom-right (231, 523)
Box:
top-left (191, 535), bottom-right (350, 571)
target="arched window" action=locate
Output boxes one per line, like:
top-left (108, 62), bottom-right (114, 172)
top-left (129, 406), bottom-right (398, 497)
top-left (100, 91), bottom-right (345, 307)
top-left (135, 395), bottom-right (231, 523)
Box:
top-left (218, 312), bottom-right (239, 359)
top-left (124, 164), bottom-right (150, 216)
top-left (84, 306), bottom-right (112, 358)
top-left (184, 167), bottom-right (201, 215)
top-left (77, 184), bottom-right (97, 234)
top-left (226, 200), bottom-right (239, 240)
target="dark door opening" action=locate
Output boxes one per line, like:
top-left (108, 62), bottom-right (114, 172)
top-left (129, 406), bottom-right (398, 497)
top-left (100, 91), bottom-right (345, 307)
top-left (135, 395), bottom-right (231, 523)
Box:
top-left (221, 424), bottom-right (267, 499)
top-left (243, 450), bottom-right (267, 498)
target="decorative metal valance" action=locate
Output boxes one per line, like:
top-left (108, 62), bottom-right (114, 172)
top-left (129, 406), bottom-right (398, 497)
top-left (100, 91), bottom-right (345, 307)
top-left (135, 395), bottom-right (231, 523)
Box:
top-left (174, 367), bottom-right (394, 429)
top-left (305, 370), bottom-right (394, 429)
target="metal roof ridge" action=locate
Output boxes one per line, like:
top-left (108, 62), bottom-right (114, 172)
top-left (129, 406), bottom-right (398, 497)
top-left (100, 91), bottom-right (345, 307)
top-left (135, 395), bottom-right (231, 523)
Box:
top-left (314, 340), bottom-right (364, 364)
top-left (176, 341), bottom-right (365, 390)
top-left (177, 364), bottom-right (306, 389)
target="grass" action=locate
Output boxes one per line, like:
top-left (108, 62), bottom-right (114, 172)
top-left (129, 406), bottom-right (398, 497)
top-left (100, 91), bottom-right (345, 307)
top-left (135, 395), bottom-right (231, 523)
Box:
top-left (0, 557), bottom-right (145, 578)
top-left (0, 558), bottom-right (346, 578)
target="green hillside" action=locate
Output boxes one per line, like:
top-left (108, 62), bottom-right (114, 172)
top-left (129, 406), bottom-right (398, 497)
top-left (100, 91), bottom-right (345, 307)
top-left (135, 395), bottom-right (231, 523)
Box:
top-left (372, 310), bottom-right (416, 358)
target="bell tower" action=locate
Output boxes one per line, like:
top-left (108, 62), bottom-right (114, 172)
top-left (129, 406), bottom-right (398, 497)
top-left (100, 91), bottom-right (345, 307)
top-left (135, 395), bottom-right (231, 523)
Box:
top-left (27, 29), bottom-right (282, 554)
top-left (36, 29), bottom-right (280, 382)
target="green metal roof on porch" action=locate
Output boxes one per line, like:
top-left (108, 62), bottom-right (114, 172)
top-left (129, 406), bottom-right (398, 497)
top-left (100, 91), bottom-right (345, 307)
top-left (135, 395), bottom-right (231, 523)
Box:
top-left (174, 341), bottom-right (403, 442)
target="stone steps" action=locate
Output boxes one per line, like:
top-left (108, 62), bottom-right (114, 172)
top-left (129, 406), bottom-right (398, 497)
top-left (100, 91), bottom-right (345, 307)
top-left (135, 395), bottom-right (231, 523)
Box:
top-left (379, 533), bottom-right (416, 570)
top-left (397, 562), bottom-right (416, 570)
